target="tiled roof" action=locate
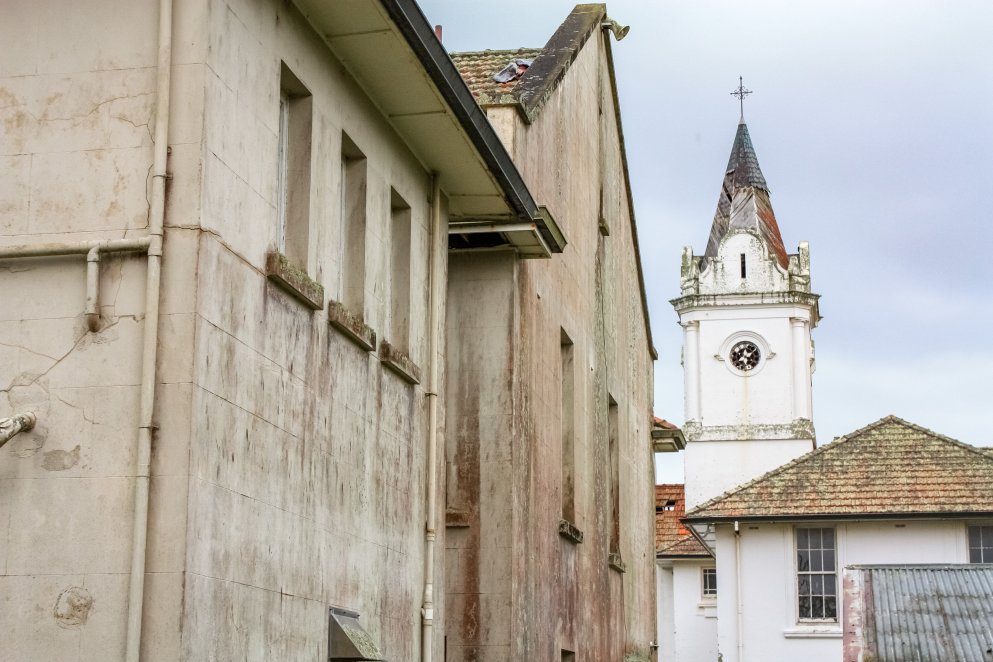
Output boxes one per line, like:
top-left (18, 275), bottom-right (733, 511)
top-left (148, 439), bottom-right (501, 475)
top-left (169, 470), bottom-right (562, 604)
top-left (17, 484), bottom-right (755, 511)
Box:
top-left (846, 565), bottom-right (993, 661)
top-left (703, 121), bottom-right (789, 270)
top-left (450, 48), bottom-right (543, 105)
top-left (684, 416), bottom-right (993, 522)
top-left (656, 484), bottom-right (709, 557)
top-left (653, 416), bottom-right (679, 430)
top-left (450, 4), bottom-right (606, 122)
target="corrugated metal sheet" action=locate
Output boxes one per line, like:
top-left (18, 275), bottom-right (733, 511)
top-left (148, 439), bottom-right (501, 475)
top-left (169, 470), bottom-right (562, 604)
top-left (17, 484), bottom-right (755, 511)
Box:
top-left (849, 565), bottom-right (993, 661)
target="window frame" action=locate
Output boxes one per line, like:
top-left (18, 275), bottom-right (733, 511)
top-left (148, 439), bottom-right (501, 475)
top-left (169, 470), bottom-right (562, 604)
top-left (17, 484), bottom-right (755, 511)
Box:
top-left (794, 525), bottom-right (839, 623)
top-left (701, 567), bottom-right (717, 600)
top-left (967, 524), bottom-right (993, 563)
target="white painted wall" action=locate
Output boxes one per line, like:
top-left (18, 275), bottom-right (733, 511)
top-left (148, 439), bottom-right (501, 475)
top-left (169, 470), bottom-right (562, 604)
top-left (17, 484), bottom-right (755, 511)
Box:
top-left (657, 559), bottom-right (719, 662)
top-left (714, 519), bottom-right (972, 662)
top-left (679, 236), bottom-right (816, 507)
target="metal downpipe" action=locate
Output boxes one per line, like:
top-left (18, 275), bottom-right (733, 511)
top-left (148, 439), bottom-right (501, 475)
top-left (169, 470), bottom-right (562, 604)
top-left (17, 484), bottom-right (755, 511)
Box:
top-left (124, 0), bottom-right (172, 657)
top-left (420, 174), bottom-right (443, 661)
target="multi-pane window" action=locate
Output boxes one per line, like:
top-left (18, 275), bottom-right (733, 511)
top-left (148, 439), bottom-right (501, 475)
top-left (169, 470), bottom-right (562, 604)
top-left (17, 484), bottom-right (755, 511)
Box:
top-left (702, 567), bottom-right (717, 598)
top-left (968, 525), bottom-right (993, 563)
top-left (796, 527), bottom-right (837, 620)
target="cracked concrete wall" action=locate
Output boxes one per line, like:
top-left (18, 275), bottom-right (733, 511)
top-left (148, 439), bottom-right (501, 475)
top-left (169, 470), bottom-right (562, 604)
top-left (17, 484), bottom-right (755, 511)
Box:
top-left (445, 30), bottom-right (656, 662)
top-left (1, 0), bottom-right (205, 659)
top-left (2, 0), bottom-right (443, 660)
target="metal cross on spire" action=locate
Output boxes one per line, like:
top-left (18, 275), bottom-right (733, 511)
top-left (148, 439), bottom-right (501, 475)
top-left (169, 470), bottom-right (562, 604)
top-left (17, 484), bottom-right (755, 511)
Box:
top-left (730, 76), bottom-right (752, 120)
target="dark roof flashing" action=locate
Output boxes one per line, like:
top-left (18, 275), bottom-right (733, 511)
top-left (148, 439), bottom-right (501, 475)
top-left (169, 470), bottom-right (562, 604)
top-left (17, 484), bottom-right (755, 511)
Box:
top-left (513, 3), bottom-right (607, 123)
top-left (378, 0), bottom-right (560, 250)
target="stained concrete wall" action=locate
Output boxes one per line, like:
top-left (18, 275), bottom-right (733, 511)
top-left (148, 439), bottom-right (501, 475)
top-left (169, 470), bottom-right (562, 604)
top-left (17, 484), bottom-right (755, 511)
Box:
top-left (1, 0), bottom-right (446, 660)
top-left (445, 29), bottom-right (656, 662)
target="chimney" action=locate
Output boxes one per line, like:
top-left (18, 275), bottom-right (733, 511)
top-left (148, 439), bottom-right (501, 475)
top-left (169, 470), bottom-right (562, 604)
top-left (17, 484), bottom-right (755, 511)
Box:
top-left (434, 25), bottom-right (443, 43)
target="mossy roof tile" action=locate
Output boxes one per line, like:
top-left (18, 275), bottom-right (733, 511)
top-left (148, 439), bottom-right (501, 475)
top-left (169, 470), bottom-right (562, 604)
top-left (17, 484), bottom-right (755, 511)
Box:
top-left (684, 416), bottom-right (993, 522)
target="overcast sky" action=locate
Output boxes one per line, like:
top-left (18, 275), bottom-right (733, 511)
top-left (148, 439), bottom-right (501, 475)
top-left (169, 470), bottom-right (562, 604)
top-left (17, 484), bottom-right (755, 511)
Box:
top-left (418, 1), bottom-right (993, 479)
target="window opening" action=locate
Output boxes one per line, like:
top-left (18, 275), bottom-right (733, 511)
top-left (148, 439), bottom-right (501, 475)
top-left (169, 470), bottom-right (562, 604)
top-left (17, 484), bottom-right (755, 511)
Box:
top-left (277, 64), bottom-right (312, 269)
top-left (608, 394), bottom-right (619, 554)
top-left (796, 527), bottom-right (837, 620)
top-left (340, 132), bottom-right (367, 314)
top-left (560, 329), bottom-right (575, 522)
top-left (740, 253), bottom-right (747, 278)
top-left (389, 189), bottom-right (411, 351)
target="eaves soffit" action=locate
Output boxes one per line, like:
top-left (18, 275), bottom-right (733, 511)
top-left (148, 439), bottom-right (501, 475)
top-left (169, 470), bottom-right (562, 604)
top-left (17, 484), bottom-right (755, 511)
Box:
top-left (292, 0), bottom-right (513, 219)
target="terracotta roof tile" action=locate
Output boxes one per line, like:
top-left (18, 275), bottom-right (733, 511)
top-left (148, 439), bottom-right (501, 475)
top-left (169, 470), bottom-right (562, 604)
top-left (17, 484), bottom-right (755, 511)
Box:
top-left (450, 48), bottom-right (542, 105)
top-left (653, 416), bottom-right (679, 430)
top-left (656, 484), bottom-right (709, 556)
top-left (684, 416), bottom-right (993, 522)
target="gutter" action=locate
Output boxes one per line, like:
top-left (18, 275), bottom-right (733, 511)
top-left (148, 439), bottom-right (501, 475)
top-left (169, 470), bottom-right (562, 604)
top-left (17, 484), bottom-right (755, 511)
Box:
top-left (377, 0), bottom-right (563, 253)
top-left (682, 510), bottom-right (993, 526)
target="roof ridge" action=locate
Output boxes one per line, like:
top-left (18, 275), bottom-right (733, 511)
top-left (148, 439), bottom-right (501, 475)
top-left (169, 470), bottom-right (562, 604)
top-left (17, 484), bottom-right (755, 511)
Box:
top-left (450, 47), bottom-right (542, 57)
top-left (881, 414), bottom-right (993, 460)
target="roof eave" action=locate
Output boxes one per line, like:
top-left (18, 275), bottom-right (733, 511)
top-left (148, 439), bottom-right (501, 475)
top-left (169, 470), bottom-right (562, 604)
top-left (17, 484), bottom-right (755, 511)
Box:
top-left (683, 510), bottom-right (993, 525)
top-left (379, 0), bottom-right (565, 253)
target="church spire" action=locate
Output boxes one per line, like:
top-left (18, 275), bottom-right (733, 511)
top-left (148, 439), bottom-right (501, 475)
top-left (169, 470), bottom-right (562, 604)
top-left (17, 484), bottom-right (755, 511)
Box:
top-left (703, 120), bottom-right (788, 269)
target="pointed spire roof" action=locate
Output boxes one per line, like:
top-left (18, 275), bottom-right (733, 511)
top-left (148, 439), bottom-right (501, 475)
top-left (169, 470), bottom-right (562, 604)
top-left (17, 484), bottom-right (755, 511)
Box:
top-left (703, 121), bottom-right (789, 269)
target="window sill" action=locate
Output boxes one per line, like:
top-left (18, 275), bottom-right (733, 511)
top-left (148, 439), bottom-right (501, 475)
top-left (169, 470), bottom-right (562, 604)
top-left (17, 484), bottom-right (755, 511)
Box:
top-left (445, 509), bottom-right (471, 528)
top-left (558, 519), bottom-right (584, 544)
top-left (379, 339), bottom-right (421, 385)
top-left (782, 625), bottom-right (842, 639)
top-left (265, 252), bottom-right (324, 310)
top-left (328, 299), bottom-right (376, 351)
top-left (697, 600), bottom-right (717, 617)
top-left (607, 552), bottom-right (626, 573)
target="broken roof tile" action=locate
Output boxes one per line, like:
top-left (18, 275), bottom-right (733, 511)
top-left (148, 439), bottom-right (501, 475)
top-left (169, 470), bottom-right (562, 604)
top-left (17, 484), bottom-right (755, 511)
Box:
top-left (450, 48), bottom-right (542, 104)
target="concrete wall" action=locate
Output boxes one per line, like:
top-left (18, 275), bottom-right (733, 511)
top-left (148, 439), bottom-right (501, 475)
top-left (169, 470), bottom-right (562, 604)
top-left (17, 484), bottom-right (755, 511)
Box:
top-left (444, 30), bottom-right (656, 662)
top-left (1, 0), bottom-right (446, 659)
top-left (714, 519), bottom-right (971, 662)
top-left (1, 0), bottom-right (200, 659)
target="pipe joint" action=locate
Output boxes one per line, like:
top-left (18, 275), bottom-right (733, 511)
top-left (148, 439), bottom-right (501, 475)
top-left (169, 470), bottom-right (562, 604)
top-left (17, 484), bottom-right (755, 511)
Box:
top-left (86, 246), bottom-right (103, 332)
top-left (147, 234), bottom-right (163, 256)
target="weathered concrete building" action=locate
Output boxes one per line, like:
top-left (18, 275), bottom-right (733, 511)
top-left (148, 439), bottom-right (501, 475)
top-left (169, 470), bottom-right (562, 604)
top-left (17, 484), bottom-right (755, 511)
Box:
top-left (0, 0), bottom-right (564, 660)
top-left (446, 6), bottom-right (658, 660)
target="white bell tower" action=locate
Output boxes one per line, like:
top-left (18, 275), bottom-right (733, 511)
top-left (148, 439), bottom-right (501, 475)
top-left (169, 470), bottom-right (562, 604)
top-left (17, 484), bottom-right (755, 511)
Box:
top-left (674, 119), bottom-right (820, 509)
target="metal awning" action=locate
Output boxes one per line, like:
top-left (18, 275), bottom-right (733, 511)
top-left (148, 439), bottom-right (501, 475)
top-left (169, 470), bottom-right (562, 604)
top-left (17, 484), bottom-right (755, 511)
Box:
top-left (328, 608), bottom-right (383, 661)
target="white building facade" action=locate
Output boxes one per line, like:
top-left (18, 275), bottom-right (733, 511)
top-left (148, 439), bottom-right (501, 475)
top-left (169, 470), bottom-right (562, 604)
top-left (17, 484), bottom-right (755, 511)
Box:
top-left (684, 416), bottom-right (993, 662)
top-left (671, 120), bottom-right (819, 510)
